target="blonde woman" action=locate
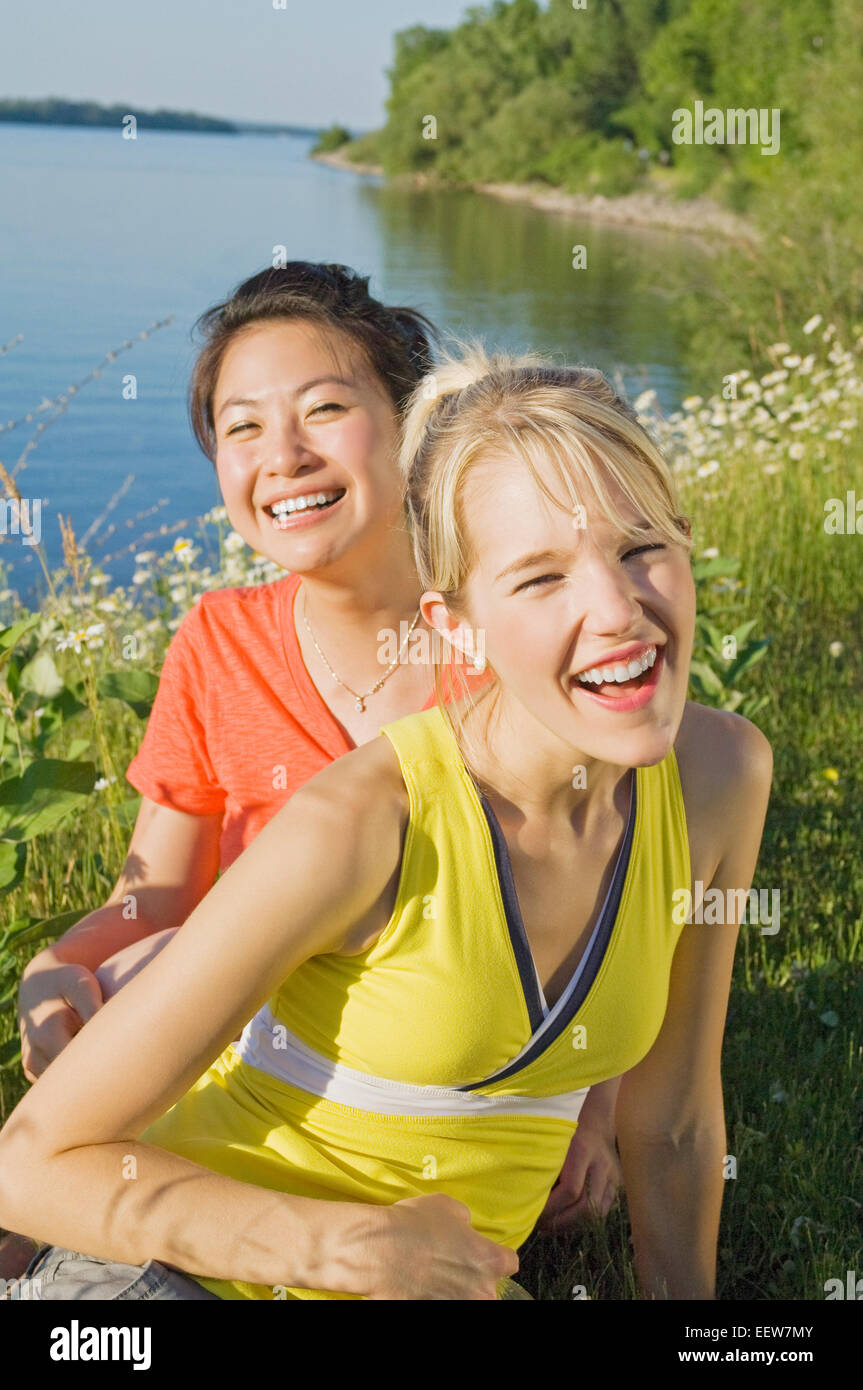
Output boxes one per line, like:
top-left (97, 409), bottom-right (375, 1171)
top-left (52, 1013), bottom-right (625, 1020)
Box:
top-left (0, 346), bottom-right (772, 1300)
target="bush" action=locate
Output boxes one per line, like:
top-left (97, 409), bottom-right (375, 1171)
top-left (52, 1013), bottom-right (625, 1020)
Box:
top-left (311, 124), bottom-right (352, 155)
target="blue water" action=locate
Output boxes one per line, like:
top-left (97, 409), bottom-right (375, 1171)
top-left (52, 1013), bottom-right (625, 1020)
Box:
top-left (0, 124), bottom-right (707, 600)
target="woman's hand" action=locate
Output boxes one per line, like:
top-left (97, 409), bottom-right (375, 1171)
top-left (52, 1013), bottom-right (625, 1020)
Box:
top-left (535, 1078), bottom-right (623, 1232)
top-left (360, 1194), bottom-right (519, 1300)
top-left (17, 953), bottom-right (103, 1083)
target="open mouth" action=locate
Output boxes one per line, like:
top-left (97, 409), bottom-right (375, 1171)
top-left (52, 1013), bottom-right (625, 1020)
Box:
top-left (264, 489), bottom-right (346, 526)
top-left (571, 645), bottom-right (664, 705)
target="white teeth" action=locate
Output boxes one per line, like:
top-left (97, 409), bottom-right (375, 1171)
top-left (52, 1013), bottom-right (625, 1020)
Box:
top-left (577, 645), bottom-right (658, 685)
top-left (268, 490), bottom-right (341, 517)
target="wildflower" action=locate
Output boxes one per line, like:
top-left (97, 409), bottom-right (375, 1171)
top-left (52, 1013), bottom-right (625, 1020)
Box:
top-left (823, 768), bottom-right (839, 782)
top-left (763, 463), bottom-right (784, 475)
top-left (788, 443), bottom-right (805, 460)
top-left (135, 551), bottom-right (156, 564)
top-left (94, 776), bottom-right (117, 792)
top-left (55, 623), bottom-right (106, 654)
top-left (769, 342), bottom-right (790, 356)
top-left (828, 641), bottom-right (843, 657)
top-left (224, 531), bottom-right (247, 554)
top-left (89, 573), bottom-right (110, 588)
top-left (681, 395), bottom-right (702, 411)
top-left (702, 547), bottom-right (719, 559)
top-left (802, 314), bottom-right (822, 335)
top-left (696, 460), bottom-right (720, 478)
top-left (782, 355), bottom-right (801, 369)
top-left (172, 537), bottom-right (194, 558)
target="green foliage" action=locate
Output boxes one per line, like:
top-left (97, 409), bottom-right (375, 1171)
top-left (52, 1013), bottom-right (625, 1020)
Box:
top-left (97, 669), bottom-right (159, 720)
top-left (311, 124), bottom-right (352, 154)
top-left (358, 0), bottom-right (859, 336)
top-left (688, 558), bottom-right (771, 719)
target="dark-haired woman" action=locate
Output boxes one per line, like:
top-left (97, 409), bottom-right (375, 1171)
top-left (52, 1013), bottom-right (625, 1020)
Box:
top-left (7, 266), bottom-right (621, 1283)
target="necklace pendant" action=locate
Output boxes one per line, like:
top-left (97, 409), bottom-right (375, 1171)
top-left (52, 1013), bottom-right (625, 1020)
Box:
top-left (355, 697), bottom-right (366, 713)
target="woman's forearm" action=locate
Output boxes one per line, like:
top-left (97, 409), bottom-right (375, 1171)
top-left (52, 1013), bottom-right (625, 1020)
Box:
top-left (616, 1118), bottom-right (726, 1299)
top-left (0, 1137), bottom-right (381, 1296)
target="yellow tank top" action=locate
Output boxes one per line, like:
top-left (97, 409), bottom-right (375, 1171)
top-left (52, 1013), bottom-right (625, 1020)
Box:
top-left (141, 704), bottom-right (691, 1300)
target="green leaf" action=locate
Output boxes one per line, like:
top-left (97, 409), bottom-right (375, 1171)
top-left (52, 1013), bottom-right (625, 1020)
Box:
top-left (819, 1010), bottom-right (839, 1028)
top-left (52, 685), bottom-right (87, 721)
top-left (726, 640), bottom-right (771, 683)
top-left (0, 1034), bottom-right (22, 1070)
top-left (0, 908), bottom-right (87, 951)
top-left (19, 650), bottom-right (64, 699)
top-left (0, 840), bottom-right (26, 896)
top-left (729, 619), bottom-right (759, 646)
top-left (0, 613), bottom-right (40, 668)
top-left (0, 759), bottom-right (96, 842)
top-left (692, 556), bottom-right (739, 581)
top-left (66, 737), bottom-right (91, 760)
top-left (97, 669), bottom-right (160, 719)
top-left (689, 660), bottom-right (726, 697)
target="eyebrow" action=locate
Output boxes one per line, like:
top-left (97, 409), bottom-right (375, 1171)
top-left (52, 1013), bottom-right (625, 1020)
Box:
top-left (494, 548), bottom-right (571, 584)
top-left (215, 376), bottom-right (356, 421)
top-left (494, 523), bottom-right (658, 584)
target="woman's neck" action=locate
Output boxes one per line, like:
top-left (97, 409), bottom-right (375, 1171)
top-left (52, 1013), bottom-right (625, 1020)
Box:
top-left (459, 690), bottom-right (633, 836)
top-left (293, 531), bottom-right (431, 686)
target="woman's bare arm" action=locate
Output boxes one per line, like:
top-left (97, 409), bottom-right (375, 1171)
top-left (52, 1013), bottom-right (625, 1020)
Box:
top-left (0, 740), bottom-right (413, 1292)
top-left (616, 713), bottom-right (773, 1299)
top-left (18, 797), bottom-right (223, 1079)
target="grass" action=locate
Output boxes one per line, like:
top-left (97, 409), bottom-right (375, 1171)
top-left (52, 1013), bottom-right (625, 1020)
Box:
top-left (0, 316), bottom-right (861, 1300)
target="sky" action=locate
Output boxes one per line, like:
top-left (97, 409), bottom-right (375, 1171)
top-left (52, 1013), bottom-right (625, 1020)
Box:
top-left (0, 0), bottom-right (481, 131)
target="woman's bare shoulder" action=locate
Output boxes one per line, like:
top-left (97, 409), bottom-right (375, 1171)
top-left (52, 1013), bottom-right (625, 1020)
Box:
top-left (673, 701), bottom-right (774, 886)
top-left (293, 730), bottom-right (409, 808)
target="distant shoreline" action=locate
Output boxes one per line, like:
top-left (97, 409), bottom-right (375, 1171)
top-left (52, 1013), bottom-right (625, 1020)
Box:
top-left (0, 99), bottom-right (321, 139)
top-left (311, 148), bottom-right (758, 244)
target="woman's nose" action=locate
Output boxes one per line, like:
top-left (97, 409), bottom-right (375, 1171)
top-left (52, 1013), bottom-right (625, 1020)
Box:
top-left (576, 553), bottom-right (644, 630)
top-left (264, 420), bottom-right (317, 473)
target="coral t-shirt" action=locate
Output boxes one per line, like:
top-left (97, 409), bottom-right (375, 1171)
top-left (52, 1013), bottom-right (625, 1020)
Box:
top-left (126, 573), bottom-right (489, 871)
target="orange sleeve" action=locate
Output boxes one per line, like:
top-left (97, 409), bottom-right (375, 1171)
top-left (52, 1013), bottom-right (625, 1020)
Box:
top-left (125, 602), bottom-right (227, 817)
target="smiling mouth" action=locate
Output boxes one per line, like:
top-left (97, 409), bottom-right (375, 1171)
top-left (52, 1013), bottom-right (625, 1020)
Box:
top-left (571, 645), bottom-right (665, 704)
top-left (264, 489), bottom-right (346, 524)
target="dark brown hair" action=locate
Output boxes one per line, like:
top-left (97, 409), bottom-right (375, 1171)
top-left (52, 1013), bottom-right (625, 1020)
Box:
top-left (188, 263), bottom-right (440, 461)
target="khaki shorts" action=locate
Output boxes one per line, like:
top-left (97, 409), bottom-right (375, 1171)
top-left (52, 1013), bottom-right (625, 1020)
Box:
top-left (2, 1243), bottom-right (221, 1300)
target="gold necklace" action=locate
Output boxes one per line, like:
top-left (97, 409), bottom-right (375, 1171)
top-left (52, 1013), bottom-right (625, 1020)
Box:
top-left (301, 587), bottom-right (423, 712)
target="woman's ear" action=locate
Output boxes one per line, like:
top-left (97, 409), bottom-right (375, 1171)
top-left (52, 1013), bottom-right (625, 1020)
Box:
top-left (420, 592), bottom-right (486, 670)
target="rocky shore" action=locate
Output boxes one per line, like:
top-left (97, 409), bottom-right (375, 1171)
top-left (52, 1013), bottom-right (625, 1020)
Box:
top-left (311, 148), bottom-right (758, 244)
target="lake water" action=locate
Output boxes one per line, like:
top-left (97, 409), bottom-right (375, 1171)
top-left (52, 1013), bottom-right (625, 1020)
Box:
top-left (0, 124), bottom-right (713, 600)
